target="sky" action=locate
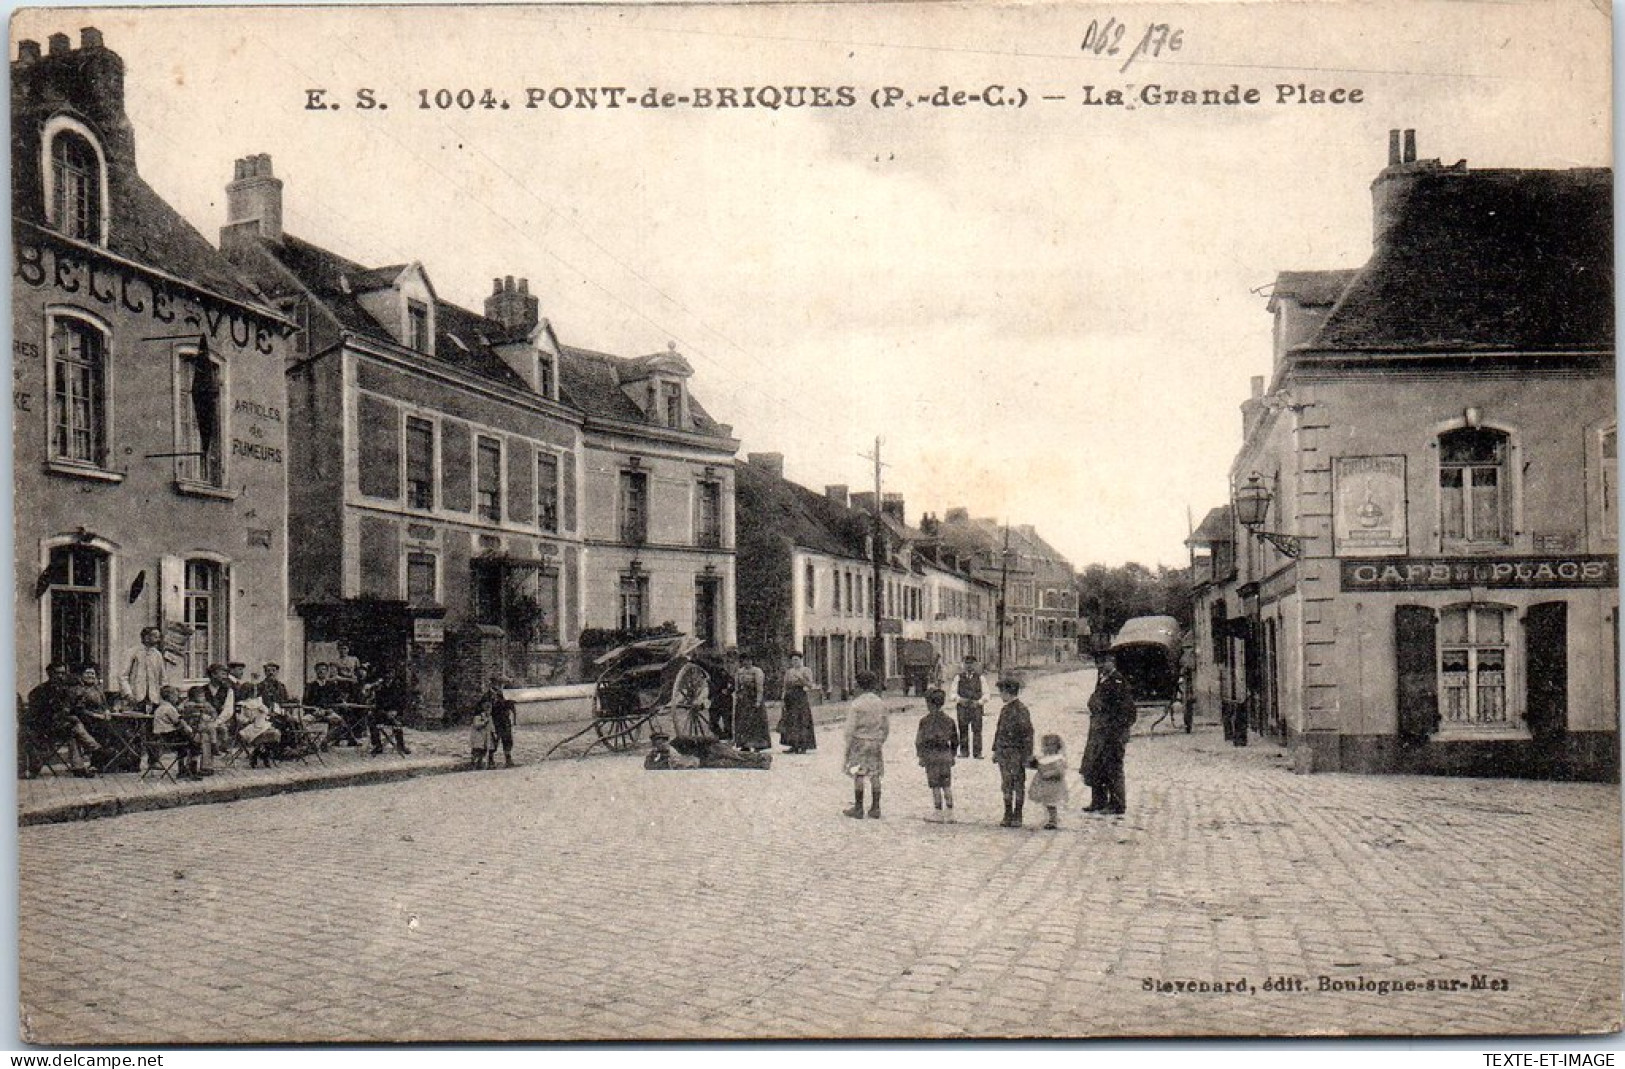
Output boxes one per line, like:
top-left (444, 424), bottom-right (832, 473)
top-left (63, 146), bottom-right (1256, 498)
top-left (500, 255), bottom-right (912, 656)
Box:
top-left (13, 1), bottom-right (1612, 567)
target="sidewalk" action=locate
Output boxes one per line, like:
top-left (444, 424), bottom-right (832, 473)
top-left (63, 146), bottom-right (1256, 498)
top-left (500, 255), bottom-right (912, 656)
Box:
top-left (13, 690), bottom-right (899, 826)
top-left (14, 666), bottom-right (1094, 826)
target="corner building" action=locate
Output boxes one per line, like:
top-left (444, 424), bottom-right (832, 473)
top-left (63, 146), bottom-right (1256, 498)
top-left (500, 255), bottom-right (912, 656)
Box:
top-left (12, 30), bottom-right (293, 690)
top-left (1215, 133), bottom-right (1615, 778)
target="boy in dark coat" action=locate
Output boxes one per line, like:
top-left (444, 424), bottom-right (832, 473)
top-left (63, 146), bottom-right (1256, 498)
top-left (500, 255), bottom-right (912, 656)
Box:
top-left (914, 688), bottom-right (959, 821)
top-left (992, 675), bottom-right (1034, 828)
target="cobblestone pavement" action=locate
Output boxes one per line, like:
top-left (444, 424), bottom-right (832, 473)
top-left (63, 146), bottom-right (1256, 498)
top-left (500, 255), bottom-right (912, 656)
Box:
top-left (19, 669), bottom-right (1621, 1043)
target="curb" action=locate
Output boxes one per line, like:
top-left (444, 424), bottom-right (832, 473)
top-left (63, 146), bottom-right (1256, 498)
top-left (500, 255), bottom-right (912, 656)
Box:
top-left (19, 757), bottom-right (466, 827)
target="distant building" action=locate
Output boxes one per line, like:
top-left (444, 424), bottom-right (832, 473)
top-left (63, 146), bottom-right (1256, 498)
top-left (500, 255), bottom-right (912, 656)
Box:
top-left (12, 30), bottom-right (293, 689)
top-left (1184, 505), bottom-right (1235, 729)
top-left (1198, 131), bottom-right (1615, 778)
top-left (736, 457), bottom-right (992, 695)
top-left (221, 158), bottom-right (736, 720)
top-left (930, 510), bottom-right (1078, 669)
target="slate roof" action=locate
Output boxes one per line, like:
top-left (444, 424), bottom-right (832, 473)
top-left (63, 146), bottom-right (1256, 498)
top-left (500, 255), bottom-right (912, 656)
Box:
top-left (1269, 269), bottom-right (1358, 309)
top-left (735, 460), bottom-right (869, 560)
top-left (557, 344), bottom-right (731, 438)
top-left (264, 234), bottom-right (529, 389)
top-left (1186, 506), bottom-right (1233, 546)
top-left (1301, 166), bottom-right (1613, 355)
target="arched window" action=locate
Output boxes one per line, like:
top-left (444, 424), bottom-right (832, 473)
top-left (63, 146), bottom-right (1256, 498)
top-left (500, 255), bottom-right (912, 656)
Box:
top-left (48, 127), bottom-right (104, 242)
top-left (49, 314), bottom-right (108, 466)
top-left (1439, 427), bottom-right (1510, 546)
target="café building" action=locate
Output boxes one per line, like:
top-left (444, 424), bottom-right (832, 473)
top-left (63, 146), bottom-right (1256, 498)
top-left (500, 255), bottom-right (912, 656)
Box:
top-left (12, 30), bottom-right (293, 690)
top-left (1216, 131), bottom-right (1615, 779)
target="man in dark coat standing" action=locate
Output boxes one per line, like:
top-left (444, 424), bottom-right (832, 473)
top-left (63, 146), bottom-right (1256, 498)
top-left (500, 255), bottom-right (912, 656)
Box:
top-left (1082, 652), bottom-right (1137, 814)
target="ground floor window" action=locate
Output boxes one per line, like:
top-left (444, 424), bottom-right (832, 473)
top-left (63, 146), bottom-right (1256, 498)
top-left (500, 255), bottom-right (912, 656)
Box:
top-left (694, 576), bottom-right (721, 649)
top-left (46, 544), bottom-right (107, 673)
top-left (473, 560), bottom-right (558, 644)
top-left (619, 573), bottom-right (648, 631)
top-left (1439, 605), bottom-right (1509, 729)
top-left (182, 559), bottom-right (227, 680)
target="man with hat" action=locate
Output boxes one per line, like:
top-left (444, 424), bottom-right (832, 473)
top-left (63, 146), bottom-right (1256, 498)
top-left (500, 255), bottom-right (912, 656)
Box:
top-left (1082, 651), bottom-right (1136, 815)
top-left (258, 662), bottom-right (291, 713)
top-left (954, 654), bottom-right (986, 759)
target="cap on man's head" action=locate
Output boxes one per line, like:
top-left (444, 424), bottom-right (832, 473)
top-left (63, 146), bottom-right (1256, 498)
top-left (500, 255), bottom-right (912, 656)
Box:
top-left (263, 662), bottom-right (280, 671)
top-left (963, 654), bottom-right (977, 662)
top-left (997, 674), bottom-right (1023, 694)
top-left (228, 661), bottom-right (247, 671)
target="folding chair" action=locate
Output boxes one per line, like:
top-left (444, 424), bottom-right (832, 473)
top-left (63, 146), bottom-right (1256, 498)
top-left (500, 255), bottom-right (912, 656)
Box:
top-left (141, 733), bottom-right (188, 783)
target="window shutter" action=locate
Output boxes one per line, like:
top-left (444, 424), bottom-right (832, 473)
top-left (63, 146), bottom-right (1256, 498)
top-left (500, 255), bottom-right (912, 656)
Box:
top-left (507, 440), bottom-right (534, 525)
top-left (357, 395), bottom-right (401, 499)
top-left (561, 451), bottom-right (577, 533)
top-left (1524, 601), bottom-right (1568, 742)
top-left (441, 420), bottom-right (471, 512)
top-left (158, 555), bottom-right (185, 631)
top-left (1395, 604), bottom-right (1439, 744)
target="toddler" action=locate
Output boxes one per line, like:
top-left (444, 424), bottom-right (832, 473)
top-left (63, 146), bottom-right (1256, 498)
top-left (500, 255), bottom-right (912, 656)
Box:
top-left (1028, 733), bottom-right (1069, 830)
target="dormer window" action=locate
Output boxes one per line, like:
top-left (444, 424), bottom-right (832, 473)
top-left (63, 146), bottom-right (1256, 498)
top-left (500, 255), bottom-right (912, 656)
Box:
top-left (407, 299), bottom-right (431, 353)
top-left (539, 354), bottom-right (556, 400)
top-left (664, 382), bottom-right (683, 427)
top-left (43, 117), bottom-right (107, 244)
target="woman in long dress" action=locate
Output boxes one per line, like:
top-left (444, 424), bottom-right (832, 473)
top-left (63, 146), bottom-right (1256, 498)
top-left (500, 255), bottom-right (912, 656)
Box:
top-left (777, 652), bottom-right (817, 754)
top-left (731, 651), bottom-right (771, 752)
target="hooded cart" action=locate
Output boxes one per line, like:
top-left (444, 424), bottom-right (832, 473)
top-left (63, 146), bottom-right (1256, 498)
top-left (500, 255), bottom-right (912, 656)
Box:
top-left (1108, 615), bottom-right (1183, 734)
top-left (543, 635), bottom-right (726, 759)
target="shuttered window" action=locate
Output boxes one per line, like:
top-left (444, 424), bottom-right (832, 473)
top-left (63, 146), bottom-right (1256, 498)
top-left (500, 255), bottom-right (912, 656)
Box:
top-left (357, 395), bottom-right (401, 499)
top-left (1394, 604), bottom-right (1439, 744)
top-left (1524, 601), bottom-right (1568, 742)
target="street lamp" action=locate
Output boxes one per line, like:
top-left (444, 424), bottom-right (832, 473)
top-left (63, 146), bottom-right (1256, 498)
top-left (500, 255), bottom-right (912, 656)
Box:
top-left (1233, 472), bottom-right (1303, 559)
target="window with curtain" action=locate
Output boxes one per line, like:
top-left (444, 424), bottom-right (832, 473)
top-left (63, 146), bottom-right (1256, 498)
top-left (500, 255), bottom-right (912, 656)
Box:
top-left (50, 317), bottom-right (108, 466)
top-left (182, 560), bottom-right (226, 680)
top-left (47, 545), bottom-right (108, 673)
top-left (1438, 605), bottom-right (1510, 729)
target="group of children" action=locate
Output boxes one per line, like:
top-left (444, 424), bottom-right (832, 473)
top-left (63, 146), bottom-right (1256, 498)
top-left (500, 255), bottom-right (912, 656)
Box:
top-left (845, 673), bottom-right (1072, 830)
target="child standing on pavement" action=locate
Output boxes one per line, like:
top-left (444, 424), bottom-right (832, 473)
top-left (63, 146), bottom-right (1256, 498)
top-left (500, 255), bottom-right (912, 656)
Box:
top-left (1028, 733), bottom-right (1069, 830)
top-left (992, 675), bottom-right (1034, 828)
top-left (469, 708), bottom-right (495, 769)
top-left (914, 688), bottom-right (959, 821)
top-left (843, 670), bottom-right (889, 819)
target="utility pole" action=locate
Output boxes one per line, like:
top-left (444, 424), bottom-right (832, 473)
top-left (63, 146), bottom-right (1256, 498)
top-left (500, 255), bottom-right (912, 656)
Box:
top-left (996, 521), bottom-right (1011, 676)
top-left (859, 437), bottom-right (886, 684)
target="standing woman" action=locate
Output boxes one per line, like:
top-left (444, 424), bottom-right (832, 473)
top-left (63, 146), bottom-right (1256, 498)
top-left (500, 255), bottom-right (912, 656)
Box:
top-left (778, 652), bottom-right (817, 754)
top-left (731, 650), bottom-right (771, 753)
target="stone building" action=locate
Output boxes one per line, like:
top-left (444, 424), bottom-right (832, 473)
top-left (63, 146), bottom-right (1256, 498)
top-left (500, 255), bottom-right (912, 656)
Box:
top-left (930, 510), bottom-right (1077, 670)
top-left (1198, 131), bottom-right (1615, 778)
top-left (220, 159), bottom-right (737, 720)
top-left (12, 30), bottom-right (293, 690)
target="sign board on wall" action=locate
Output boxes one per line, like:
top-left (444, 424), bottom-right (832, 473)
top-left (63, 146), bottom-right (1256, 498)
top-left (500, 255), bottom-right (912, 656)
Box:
top-left (1339, 556), bottom-right (1617, 592)
top-left (413, 618), bottom-right (445, 644)
top-left (1333, 455), bottom-right (1407, 556)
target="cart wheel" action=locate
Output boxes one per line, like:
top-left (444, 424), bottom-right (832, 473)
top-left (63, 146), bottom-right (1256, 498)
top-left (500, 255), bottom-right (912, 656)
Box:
top-left (595, 717), bottom-right (642, 752)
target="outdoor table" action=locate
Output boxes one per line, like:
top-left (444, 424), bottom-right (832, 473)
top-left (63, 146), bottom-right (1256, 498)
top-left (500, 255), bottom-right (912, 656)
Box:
top-left (98, 711), bottom-right (152, 774)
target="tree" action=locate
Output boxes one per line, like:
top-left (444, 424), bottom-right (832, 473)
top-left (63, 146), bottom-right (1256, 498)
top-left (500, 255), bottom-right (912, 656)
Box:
top-left (1076, 562), bottom-right (1194, 642)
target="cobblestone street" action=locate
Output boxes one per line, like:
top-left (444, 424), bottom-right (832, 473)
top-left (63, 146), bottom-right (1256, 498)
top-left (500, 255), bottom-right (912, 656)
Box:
top-left (18, 668), bottom-right (1621, 1043)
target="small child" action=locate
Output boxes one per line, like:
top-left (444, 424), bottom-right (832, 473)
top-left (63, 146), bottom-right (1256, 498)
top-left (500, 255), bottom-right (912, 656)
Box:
top-left (914, 688), bottom-right (959, 821)
top-left (1029, 733), bottom-right (1070, 830)
top-left (178, 686), bottom-right (216, 776)
top-left (469, 709), bottom-right (495, 769)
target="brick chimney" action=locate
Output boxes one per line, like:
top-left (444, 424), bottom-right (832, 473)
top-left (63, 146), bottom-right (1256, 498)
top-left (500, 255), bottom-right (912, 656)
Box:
top-left (850, 491), bottom-right (878, 515)
top-left (747, 452), bottom-right (784, 479)
top-left (945, 507), bottom-right (969, 523)
top-left (1241, 374), bottom-right (1267, 441)
top-left (485, 276), bottom-right (539, 336)
top-left (223, 153), bottom-right (283, 244)
top-left (1371, 128), bottom-right (1450, 248)
top-left (882, 492), bottom-right (905, 523)
top-left (825, 485), bottom-right (848, 508)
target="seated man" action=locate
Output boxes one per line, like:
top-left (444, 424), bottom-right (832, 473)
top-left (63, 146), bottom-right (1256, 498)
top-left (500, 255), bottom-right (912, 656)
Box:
top-left (233, 695), bottom-right (282, 769)
top-left (302, 663), bottom-right (357, 746)
top-left (177, 686), bottom-right (218, 776)
top-left (149, 685), bottom-right (203, 779)
top-left (367, 666), bottom-right (413, 755)
top-left (21, 663), bottom-right (72, 778)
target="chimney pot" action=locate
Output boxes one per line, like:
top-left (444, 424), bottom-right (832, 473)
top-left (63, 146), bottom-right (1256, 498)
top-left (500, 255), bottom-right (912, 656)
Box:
top-left (47, 33), bottom-right (70, 56)
top-left (224, 152), bottom-right (284, 244)
top-left (1403, 129), bottom-right (1416, 163)
top-left (17, 39), bottom-right (40, 62)
top-left (79, 27), bottom-right (104, 50)
top-left (518, 279), bottom-right (529, 295)
top-left (504, 275), bottom-right (515, 292)
top-left (492, 278), bottom-right (502, 294)
top-left (1388, 129), bottom-right (1401, 166)
top-left (1250, 375), bottom-right (1265, 398)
